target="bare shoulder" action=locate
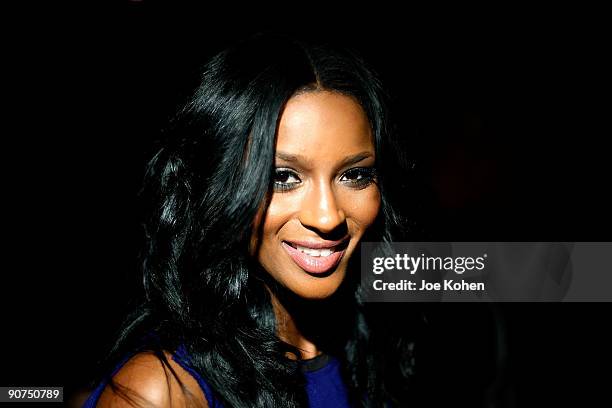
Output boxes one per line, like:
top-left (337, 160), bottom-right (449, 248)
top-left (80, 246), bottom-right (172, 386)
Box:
top-left (96, 351), bottom-right (208, 408)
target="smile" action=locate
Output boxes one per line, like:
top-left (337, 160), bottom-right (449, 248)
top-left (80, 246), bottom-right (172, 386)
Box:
top-left (281, 239), bottom-right (348, 275)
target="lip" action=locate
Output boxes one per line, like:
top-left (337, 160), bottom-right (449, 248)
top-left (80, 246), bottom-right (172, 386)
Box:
top-left (281, 239), bottom-right (348, 275)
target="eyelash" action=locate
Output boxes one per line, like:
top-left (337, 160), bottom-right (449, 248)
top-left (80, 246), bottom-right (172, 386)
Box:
top-left (272, 167), bottom-right (377, 192)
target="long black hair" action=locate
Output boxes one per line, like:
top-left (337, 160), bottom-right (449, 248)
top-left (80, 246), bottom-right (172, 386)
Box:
top-left (107, 33), bottom-right (418, 408)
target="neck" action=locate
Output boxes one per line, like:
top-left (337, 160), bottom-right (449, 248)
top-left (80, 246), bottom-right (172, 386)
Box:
top-left (264, 279), bottom-right (355, 362)
top-left (269, 292), bottom-right (322, 360)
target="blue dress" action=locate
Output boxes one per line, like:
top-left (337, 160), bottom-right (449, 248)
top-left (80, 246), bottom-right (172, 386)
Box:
top-left (83, 346), bottom-right (351, 408)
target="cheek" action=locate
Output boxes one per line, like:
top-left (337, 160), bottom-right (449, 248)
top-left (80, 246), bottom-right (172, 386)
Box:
top-left (260, 193), bottom-right (297, 237)
top-left (255, 193), bottom-right (298, 265)
top-left (342, 187), bottom-right (381, 235)
top-left (255, 195), bottom-right (299, 281)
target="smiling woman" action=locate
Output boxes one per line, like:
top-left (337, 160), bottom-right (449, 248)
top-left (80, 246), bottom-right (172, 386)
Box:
top-left (253, 91), bottom-right (381, 302)
top-left (84, 33), bottom-right (415, 408)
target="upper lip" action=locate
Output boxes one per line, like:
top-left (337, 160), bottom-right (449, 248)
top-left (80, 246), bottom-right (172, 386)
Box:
top-left (284, 238), bottom-right (349, 249)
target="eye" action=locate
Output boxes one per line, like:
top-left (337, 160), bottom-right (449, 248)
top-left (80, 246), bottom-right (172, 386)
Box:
top-left (273, 168), bottom-right (301, 192)
top-left (339, 167), bottom-right (377, 189)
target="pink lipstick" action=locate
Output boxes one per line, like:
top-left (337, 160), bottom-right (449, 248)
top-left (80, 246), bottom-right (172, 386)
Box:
top-left (281, 239), bottom-right (348, 275)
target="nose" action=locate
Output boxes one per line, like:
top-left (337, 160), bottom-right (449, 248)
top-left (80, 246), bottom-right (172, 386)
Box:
top-left (298, 179), bottom-right (346, 234)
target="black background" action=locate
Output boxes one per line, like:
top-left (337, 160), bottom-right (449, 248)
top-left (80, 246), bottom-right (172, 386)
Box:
top-left (2, 2), bottom-right (610, 407)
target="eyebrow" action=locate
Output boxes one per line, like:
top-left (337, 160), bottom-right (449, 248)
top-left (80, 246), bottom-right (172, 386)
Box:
top-left (275, 151), bottom-right (374, 167)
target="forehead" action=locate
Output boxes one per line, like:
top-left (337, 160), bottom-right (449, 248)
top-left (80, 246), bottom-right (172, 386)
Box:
top-left (276, 91), bottom-right (374, 159)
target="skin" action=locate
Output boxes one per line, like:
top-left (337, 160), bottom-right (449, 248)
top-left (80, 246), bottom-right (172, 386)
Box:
top-left (99, 90), bottom-right (381, 408)
top-left (252, 90), bottom-right (381, 358)
top-left (97, 351), bottom-right (207, 407)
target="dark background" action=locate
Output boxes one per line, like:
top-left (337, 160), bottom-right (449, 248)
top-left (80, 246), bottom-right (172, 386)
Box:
top-left (2, 2), bottom-right (610, 407)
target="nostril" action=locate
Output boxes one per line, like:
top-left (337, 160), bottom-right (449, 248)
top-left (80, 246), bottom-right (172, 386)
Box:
top-left (298, 214), bottom-right (349, 239)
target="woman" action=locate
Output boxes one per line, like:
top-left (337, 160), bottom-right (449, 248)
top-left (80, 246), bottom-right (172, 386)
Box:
top-left (85, 33), bottom-right (417, 408)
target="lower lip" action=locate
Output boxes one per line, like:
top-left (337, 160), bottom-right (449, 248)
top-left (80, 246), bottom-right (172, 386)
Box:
top-left (281, 242), bottom-right (346, 275)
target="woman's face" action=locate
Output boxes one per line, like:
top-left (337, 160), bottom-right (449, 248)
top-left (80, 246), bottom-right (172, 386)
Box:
top-left (253, 91), bottom-right (381, 299)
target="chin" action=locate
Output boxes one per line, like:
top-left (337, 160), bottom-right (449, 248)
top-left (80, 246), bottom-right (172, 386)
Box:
top-left (285, 267), bottom-right (347, 300)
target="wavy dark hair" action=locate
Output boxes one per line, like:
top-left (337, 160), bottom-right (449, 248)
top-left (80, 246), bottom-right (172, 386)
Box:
top-left (106, 33), bottom-right (419, 408)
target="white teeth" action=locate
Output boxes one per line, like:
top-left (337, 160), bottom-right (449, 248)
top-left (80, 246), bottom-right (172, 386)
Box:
top-left (295, 245), bottom-right (335, 257)
top-left (320, 249), bottom-right (332, 257)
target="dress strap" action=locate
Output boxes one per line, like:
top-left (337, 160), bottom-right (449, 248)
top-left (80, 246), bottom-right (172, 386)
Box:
top-left (171, 345), bottom-right (225, 408)
top-left (299, 352), bottom-right (331, 373)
